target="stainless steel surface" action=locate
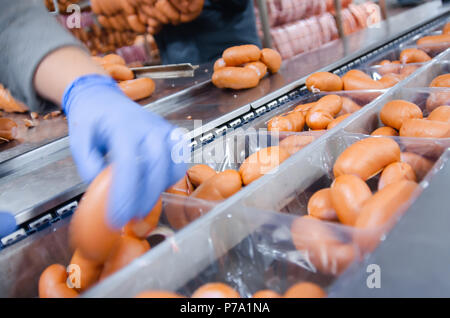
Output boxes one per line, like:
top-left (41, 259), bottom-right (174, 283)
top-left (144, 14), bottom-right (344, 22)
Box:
top-left (256, 0), bottom-right (272, 48)
top-left (131, 63), bottom-right (199, 79)
top-left (1, 1), bottom-right (448, 227)
top-left (334, 0), bottom-right (345, 39)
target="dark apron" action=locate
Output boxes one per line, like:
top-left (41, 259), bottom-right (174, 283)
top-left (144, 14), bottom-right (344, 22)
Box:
top-left (154, 0), bottom-right (262, 64)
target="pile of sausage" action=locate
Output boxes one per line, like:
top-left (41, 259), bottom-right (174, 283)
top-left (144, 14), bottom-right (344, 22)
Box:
top-left (0, 117), bottom-right (18, 143)
top-left (267, 94), bottom-right (362, 132)
top-left (294, 137), bottom-right (429, 276)
top-left (370, 74), bottom-right (450, 139)
top-left (212, 45), bottom-right (282, 90)
top-left (44, 0), bottom-right (81, 12)
top-left (135, 281), bottom-right (326, 298)
top-left (305, 48), bottom-right (432, 92)
top-left (92, 53), bottom-right (156, 101)
top-left (416, 22), bottom-right (450, 50)
top-left (90, 0), bottom-right (204, 35)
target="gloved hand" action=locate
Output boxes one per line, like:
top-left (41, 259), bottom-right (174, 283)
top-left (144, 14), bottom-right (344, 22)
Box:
top-left (62, 74), bottom-right (187, 229)
top-left (0, 211), bottom-right (17, 238)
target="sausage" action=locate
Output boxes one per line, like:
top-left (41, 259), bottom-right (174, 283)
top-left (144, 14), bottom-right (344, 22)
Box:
top-left (338, 97), bottom-right (362, 115)
top-left (330, 174), bottom-right (372, 226)
top-left (355, 180), bottom-right (418, 252)
top-left (99, 236), bottom-right (150, 280)
top-left (306, 109), bottom-right (334, 130)
top-left (377, 60), bottom-right (400, 76)
top-left (119, 0), bottom-right (136, 14)
top-left (213, 58), bottom-right (226, 71)
top-left (212, 67), bottom-right (260, 90)
top-left (187, 164), bottom-right (217, 188)
top-left (239, 146), bottom-right (291, 186)
top-left (307, 188), bottom-right (338, 222)
top-left (222, 44), bottom-right (261, 66)
top-left (126, 14), bottom-right (147, 33)
top-left (327, 113), bottom-right (351, 130)
top-left (253, 290), bottom-right (281, 298)
top-left (399, 48), bottom-right (431, 64)
top-left (417, 34), bottom-right (450, 46)
top-left (244, 61), bottom-right (268, 79)
top-left (290, 216), bottom-right (355, 275)
top-left (103, 63), bottom-right (134, 81)
top-left (400, 152), bottom-right (434, 180)
top-left (170, 0), bottom-right (191, 13)
top-left (427, 105), bottom-right (450, 123)
top-left (268, 112), bottom-right (305, 132)
top-left (305, 72), bottom-right (343, 92)
top-left (165, 176), bottom-right (193, 230)
top-left (0, 118), bottom-right (18, 141)
top-left (136, 291), bottom-right (184, 298)
top-left (187, 170), bottom-right (242, 221)
top-left (284, 282), bottom-right (327, 298)
top-left (371, 126), bottom-right (398, 136)
top-left (312, 94), bottom-right (343, 116)
top-left (39, 264), bottom-right (79, 298)
top-left (444, 22), bottom-right (450, 34)
top-left (69, 167), bottom-right (121, 263)
top-left (378, 74), bottom-right (401, 89)
top-left (260, 48), bottom-right (282, 73)
top-left (378, 162), bottom-right (416, 190)
top-left (333, 137), bottom-right (401, 180)
top-left (155, 0), bottom-right (180, 25)
top-left (279, 135), bottom-right (315, 155)
top-left (69, 249), bottom-right (103, 292)
top-left (342, 72), bottom-right (383, 90)
top-left (192, 283), bottom-right (241, 298)
top-left (380, 100), bottom-right (423, 130)
top-left (398, 64), bottom-right (419, 79)
top-left (119, 78), bottom-right (155, 101)
top-left (102, 53), bottom-right (126, 65)
top-left (180, 9), bottom-right (203, 23)
top-left (399, 118), bottom-right (450, 138)
top-left (429, 74), bottom-right (450, 88)
top-left (123, 197), bottom-right (162, 239)
top-left (97, 15), bottom-right (111, 29)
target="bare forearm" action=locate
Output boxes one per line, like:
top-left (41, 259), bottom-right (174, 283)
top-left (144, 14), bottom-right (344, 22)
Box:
top-left (34, 46), bottom-right (107, 106)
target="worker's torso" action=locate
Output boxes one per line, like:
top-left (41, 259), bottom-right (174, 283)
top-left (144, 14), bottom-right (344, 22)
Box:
top-left (154, 0), bottom-right (261, 65)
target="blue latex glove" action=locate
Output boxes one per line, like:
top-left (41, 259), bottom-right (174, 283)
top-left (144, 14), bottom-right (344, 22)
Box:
top-left (0, 211), bottom-right (17, 238)
top-left (62, 75), bottom-right (187, 229)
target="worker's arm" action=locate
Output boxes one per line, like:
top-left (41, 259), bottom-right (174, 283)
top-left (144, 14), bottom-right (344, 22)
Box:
top-left (0, 0), bottom-right (187, 229)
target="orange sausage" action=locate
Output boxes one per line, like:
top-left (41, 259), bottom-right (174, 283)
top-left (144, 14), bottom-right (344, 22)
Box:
top-left (155, 0), bottom-right (180, 25)
top-left (69, 249), bottom-right (103, 292)
top-left (239, 146), bottom-right (290, 186)
top-left (268, 112), bottom-right (305, 132)
top-left (213, 58), bottom-right (226, 71)
top-left (400, 152), bottom-right (434, 180)
top-left (342, 73), bottom-right (383, 90)
top-left (427, 105), bottom-right (450, 123)
top-left (103, 63), bottom-right (134, 81)
top-left (417, 34), bottom-right (450, 46)
top-left (306, 109), bottom-right (334, 130)
top-left (307, 188), bottom-right (338, 221)
top-left (192, 283), bottom-right (240, 298)
top-left (212, 67), bottom-right (260, 90)
top-left (378, 74), bottom-right (401, 89)
top-left (279, 135), bottom-right (315, 155)
top-left (305, 72), bottom-right (343, 92)
top-left (187, 164), bottom-right (217, 187)
top-left (284, 282), bottom-right (327, 298)
top-left (426, 91), bottom-right (450, 112)
top-left (0, 84), bottom-right (28, 113)
top-left (244, 61), bottom-right (268, 79)
top-left (127, 14), bottom-right (147, 33)
top-left (371, 126), bottom-right (398, 136)
top-left (330, 174), bottom-right (372, 226)
top-left (334, 137), bottom-right (401, 180)
top-left (102, 53), bottom-right (126, 66)
top-left (399, 118), bottom-right (450, 138)
top-left (100, 236), bottom-right (150, 280)
top-left (119, 78), bottom-right (155, 101)
top-left (312, 95), bottom-right (343, 116)
top-left (123, 197), bottom-right (162, 239)
top-left (39, 264), bottom-right (79, 298)
top-left (380, 100), bottom-right (423, 130)
top-left (398, 65), bottom-right (419, 79)
top-left (339, 97), bottom-right (362, 115)
top-left (253, 290), bottom-right (281, 298)
top-left (399, 48), bottom-right (431, 64)
top-left (356, 180), bottom-right (418, 230)
top-left (222, 44), bottom-right (261, 66)
top-left (69, 167), bottom-right (121, 263)
top-left (378, 162), bottom-right (416, 190)
top-left (327, 113), bottom-right (351, 130)
top-left (444, 22), bottom-right (450, 34)
top-left (294, 102), bottom-right (317, 115)
top-left (189, 170), bottom-right (242, 202)
top-left (165, 176), bottom-right (193, 230)
top-left (119, 0), bottom-right (136, 15)
top-left (430, 74), bottom-right (450, 88)
top-left (0, 118), bottom-right (18, 141)
top-left (260, 48), bottom-right (282, 73)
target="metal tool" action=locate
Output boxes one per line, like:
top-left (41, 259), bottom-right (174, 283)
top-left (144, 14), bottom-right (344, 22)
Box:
top-left (130, 63), bottom-right (199, 79)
